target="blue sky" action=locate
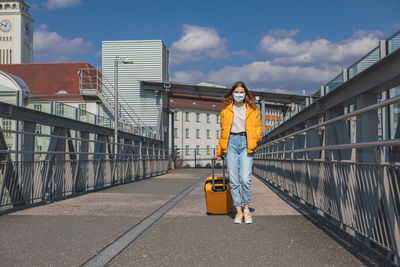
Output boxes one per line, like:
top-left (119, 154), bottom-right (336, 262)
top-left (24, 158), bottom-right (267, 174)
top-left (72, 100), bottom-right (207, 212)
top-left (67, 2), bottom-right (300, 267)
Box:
top-left (30, 0), bottom-right (400, 94)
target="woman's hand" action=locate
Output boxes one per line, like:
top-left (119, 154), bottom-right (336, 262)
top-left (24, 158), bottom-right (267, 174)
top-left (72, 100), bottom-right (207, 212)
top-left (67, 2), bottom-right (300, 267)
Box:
top-left (213, 155), bottom-right (223, 161)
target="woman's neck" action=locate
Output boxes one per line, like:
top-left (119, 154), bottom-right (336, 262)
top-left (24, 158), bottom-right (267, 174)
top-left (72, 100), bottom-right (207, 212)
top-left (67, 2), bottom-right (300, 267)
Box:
top-left (234, 101), bottom-right (245, 107)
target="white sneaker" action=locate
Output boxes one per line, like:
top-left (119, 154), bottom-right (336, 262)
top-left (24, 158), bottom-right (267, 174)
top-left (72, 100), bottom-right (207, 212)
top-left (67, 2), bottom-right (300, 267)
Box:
top-left (244, 210), bottom-right (253, 224)
top-left (234, 212), bottom-right (243, 224)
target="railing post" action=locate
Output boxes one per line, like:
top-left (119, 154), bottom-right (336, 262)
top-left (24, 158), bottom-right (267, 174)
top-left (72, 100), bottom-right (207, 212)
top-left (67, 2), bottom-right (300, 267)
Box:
top-left (355, 94), bottom-right (378, 163)
top-left (376, 147), bottom-right (400, 258)
top-left (194, 148), bottom-right (197, 167)
top-left (75, 131), bottom-right (88, 192)
top-left (22, 121), bottom-right (36, 204)
top-left (380, 40), bottom-right (387, 59)
top-left (261, 100), bottom-right (266, 136)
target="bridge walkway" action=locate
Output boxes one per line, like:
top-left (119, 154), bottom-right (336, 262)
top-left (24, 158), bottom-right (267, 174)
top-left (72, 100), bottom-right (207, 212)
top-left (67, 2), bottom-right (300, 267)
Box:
top-left (0, 169), bottom-right (381, 266)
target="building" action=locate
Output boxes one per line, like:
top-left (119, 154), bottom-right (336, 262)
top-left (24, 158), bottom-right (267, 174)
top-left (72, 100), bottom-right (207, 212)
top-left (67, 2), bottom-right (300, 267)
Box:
top-left (169, 95), bottom-right (222, 168)
top-left (0, 62), bottom-right (102, 113)
top-left (0, 62), bottom-right (111, 154)
top-left (264, 105), bottom-right (284, 131)
top-left (102, 40), bottom-right (169, 138)
top-left (0, 0), bottom-right (33, 64)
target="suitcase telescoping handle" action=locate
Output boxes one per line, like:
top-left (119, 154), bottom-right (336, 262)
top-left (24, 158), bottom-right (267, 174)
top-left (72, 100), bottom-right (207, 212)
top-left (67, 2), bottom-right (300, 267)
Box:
top-left (211, 158), bottom-right (226, 191)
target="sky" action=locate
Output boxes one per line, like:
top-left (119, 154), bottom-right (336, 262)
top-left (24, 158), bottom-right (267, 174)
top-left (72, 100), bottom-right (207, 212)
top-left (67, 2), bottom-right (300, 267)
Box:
top-left (29, 0), bottom-right (400, 94)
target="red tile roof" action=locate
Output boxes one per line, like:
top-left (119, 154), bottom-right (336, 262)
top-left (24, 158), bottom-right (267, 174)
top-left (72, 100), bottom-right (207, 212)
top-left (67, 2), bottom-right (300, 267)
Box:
top-left (0, 62), bottom-right (98, 100)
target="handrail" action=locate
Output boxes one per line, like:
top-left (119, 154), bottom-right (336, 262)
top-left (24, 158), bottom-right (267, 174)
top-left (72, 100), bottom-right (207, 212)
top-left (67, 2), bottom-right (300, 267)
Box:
top-left (259, 139), bottom-right (400, 155)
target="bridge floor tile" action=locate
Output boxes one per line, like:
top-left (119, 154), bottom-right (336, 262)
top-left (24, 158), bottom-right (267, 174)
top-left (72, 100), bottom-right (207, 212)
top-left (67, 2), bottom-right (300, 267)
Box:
top-left (109, 176), bottom-right (366, 266)
top-left (109, 215), bottom-right (365, 266)
top-left (0, 169), bottom-right (210, 266)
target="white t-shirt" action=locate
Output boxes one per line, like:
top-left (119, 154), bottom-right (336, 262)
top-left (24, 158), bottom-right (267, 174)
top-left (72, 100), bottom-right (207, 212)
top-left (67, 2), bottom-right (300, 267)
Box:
top-left (231, 104), bottom-right (246, 133)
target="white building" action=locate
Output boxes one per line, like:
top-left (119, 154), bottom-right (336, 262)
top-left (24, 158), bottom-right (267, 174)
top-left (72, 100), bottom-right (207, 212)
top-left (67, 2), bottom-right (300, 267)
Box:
top-left (102, 40), bottom-right (169, 135)
top-left (170, 97), bottom-right (222, 167)
top-left (0, 0), bottom-right (33, 64)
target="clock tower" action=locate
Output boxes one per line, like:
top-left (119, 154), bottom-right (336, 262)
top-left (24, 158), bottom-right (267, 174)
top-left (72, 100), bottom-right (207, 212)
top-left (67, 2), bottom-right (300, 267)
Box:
top-left (0, 0), bottom-right (33, 64)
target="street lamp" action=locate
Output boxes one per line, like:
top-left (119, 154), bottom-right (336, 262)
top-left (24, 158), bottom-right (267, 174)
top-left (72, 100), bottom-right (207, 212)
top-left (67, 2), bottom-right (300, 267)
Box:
top-left (114, 56), bottom-right (133, 160)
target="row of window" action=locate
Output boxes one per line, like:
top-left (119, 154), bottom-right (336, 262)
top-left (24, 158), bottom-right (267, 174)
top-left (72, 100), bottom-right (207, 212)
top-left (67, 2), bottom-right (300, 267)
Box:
top-left (33, 103), bottom-right (87, 116)
top-left (179, 146), bottom-right (215, 156)
top-left (175, 110), bottom-right (282, 119)
top-left (266, 109), bottom-right (283, 115)
top-left (0, 36), bottom-right (12, 41)
top-left (0, 4), bottom-right (27, 11)
top-left (2, 118), bottom-right (11, 137)
top-left (266, 119), bottom-right (280, 126)
top-left (174, 128), bottom-right (220, 139)
top-left (0, 49), bottom-right (12, 64)
top-left (174, 112), bottom-right (220, 123)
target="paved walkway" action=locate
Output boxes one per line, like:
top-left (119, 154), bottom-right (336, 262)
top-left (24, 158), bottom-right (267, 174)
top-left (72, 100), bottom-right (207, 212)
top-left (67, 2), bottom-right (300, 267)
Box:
top-left (0, 169), bottom-right (382, 266)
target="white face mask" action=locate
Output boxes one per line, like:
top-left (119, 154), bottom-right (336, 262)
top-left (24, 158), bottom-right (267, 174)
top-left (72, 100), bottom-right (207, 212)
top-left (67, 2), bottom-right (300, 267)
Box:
top-left (233, 93), bottom-right (245, 102)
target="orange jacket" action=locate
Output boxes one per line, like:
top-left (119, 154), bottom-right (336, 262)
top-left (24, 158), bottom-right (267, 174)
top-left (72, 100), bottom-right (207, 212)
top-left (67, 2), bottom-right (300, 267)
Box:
top-left (216, 102), bottom-right (263, 156)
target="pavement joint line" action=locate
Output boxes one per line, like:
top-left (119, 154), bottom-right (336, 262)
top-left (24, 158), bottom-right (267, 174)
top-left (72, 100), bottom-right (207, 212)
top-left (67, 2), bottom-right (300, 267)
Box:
top-left (81, 173), bottom-right (210, 267)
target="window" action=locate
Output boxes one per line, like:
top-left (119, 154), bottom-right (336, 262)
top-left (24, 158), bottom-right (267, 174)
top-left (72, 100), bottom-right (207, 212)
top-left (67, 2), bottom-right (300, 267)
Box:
top-left (216, 130), bottom-right (220, 138)
top-left (206, 114), bottom-right (210, 123)
top-left (185, 145), bottom-right (190, 156)
top-left (79, 104), bottom-right (87, 116)
top-left (55, 103), bottom-right (64, 116)
top-left (185, 112), bottom-right (190, 122)
top-left (33, 104), bottom-right (42, 112)
top-left (174, 128), bottom-right (178, 138)
top-left (196, 145), bottom-right (200, 155)
top-left (185, 128), bottom-right (190, 139)
top-left (37, 145), bottom-right (42, 151)
top-left (196, 113), bottom-right (200, 122)
top-left (207, 145), bottom-right (211, 155)
top-left (2, 119), bottom-right (11, 137)
top-left (196, 129), bottom-right (200, 139)
top-left (36, 125), bottom-right (42, 134)
top-left (216, 114), bottom-right (220, 124)
top-left (174, 112), bottom-right (178, 121)
top-left (207, 129), bottom-right (211, 139)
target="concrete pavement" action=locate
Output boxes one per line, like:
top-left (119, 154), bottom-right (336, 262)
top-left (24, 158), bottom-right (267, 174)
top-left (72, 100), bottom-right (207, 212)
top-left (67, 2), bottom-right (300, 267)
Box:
top-left (0, 169), bottom-right (385, 266)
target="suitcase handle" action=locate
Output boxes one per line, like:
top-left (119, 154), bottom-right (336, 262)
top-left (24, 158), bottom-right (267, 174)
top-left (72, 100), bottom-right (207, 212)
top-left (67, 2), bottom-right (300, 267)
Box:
top-left (211, 158), bottom-right (226, 191)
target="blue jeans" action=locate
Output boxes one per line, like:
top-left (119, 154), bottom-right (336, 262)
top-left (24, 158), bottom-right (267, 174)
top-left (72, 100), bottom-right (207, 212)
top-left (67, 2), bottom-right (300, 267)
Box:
top-left (225, 135), bottom-right (253, 209)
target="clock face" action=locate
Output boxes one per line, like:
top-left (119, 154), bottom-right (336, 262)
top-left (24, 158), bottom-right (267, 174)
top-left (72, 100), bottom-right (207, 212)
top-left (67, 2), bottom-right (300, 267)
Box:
top-left (24, 23), bottom-right (30, 35)
top-left (0, 19), bottom-right (11, 32)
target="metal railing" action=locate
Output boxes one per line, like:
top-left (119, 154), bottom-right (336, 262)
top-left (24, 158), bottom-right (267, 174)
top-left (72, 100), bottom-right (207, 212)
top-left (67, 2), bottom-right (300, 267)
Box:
top-left (0, 101), bottom-right (170, 213)
top-left (173, 147), bottom-right (219, 168)
top-left (253, 45), bottom-right (400, 263)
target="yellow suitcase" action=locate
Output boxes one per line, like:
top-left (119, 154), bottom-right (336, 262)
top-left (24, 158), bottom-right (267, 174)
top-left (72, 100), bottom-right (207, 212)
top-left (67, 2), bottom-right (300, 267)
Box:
top-left (204, 159), bottom-right (233, 214)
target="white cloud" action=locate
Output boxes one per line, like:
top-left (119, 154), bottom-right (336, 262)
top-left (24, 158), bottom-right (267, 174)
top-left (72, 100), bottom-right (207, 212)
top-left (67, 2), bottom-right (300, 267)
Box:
top-left (170, 24), bottom-right (228, 64)
top-left (34, 24), bottom-right (93, 61)
top-left (171, 70), bottom-right (205, 84)
top-left (232, 50), bottom-right (249, 56)
top-left (170, 29), bottom-right (384, 94)
top-left (207, 61), bottom-right (339, 92)
top-left (259, 29), bottom-right (383, 66)
top-left (44, 0), bottom-right (82, 9)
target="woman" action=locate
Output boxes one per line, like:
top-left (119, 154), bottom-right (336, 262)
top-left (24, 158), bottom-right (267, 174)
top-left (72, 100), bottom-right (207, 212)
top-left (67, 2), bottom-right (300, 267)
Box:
top-left (216, 81), bottom-right (263, 224)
